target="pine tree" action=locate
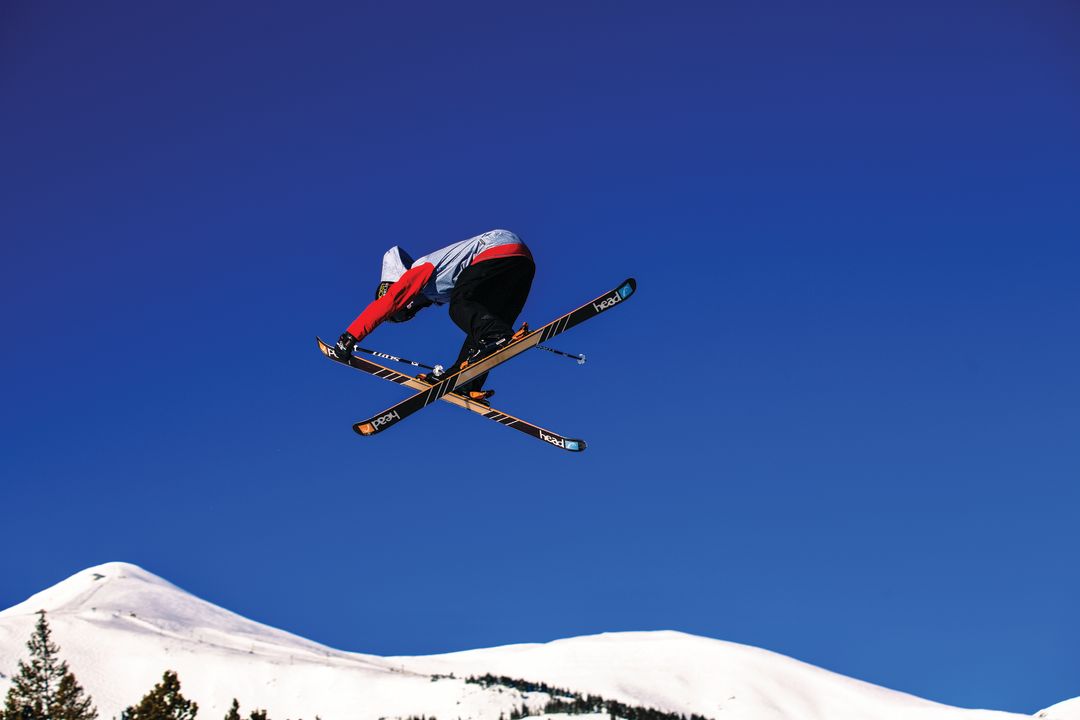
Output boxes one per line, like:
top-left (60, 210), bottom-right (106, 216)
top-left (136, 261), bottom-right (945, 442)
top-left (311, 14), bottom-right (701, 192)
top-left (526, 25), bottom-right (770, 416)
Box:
top-left (1, 611), bottom-right (97, 720)
top-left (123, 671), bottom-right (198, 720)
top-left (51, 674), bottom-right (97, 720)
top-left (247, 710), bottom-right (267, 720)
top-left (223, 701), bottom-right (240, 720)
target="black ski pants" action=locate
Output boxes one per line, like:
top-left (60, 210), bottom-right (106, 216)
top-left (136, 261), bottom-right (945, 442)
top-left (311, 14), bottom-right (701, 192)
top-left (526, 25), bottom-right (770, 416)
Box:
top-left (448, 256), bottom-right (535, 393)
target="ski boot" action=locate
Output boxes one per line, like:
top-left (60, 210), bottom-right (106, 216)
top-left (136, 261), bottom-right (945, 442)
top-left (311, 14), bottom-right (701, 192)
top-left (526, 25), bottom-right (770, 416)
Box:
top-left (458, 323), bottom-right (529, 372)
top-left (416, 372), bottom-right (495, 406)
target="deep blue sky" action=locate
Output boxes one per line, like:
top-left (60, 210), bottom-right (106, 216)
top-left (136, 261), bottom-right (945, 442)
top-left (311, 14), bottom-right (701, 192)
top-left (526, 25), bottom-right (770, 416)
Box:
top-left (2, 1), bottom-right (1078, 714)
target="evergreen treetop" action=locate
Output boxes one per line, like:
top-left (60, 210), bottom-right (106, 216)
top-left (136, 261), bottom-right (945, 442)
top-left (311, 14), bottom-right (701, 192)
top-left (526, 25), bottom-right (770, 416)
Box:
top-left (1, 611), bottom-right (97, 720)
top-left (123, 671), bottom-right (198, 720)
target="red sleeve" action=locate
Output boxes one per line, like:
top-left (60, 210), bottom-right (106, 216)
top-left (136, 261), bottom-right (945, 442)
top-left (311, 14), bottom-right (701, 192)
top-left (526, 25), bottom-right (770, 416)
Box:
top-left (346, 263), bottom-right (435, 340)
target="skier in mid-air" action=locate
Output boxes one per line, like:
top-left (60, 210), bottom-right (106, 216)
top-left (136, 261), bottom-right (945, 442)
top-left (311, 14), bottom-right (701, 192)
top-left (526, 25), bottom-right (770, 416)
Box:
top-left (328, 229), bottom-right (535, 402)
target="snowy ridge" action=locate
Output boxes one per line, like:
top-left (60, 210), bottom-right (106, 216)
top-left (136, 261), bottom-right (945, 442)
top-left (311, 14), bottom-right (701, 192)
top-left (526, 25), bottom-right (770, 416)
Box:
top-left (395, 632), bottom-right (1015, 720)
top-left (0, 563), bottom-right (1071, 720)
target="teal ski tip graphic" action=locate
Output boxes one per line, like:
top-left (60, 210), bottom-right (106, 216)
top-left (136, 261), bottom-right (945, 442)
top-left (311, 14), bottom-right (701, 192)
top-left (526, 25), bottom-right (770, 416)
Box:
top-left (538, 430), bottom-right (586, 451)
top-left (589, 278), bottom-right (636, 317)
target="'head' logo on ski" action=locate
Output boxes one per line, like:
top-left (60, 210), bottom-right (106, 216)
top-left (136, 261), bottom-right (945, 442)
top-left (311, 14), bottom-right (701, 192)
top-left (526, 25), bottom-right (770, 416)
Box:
top-left (371, 410), bottom-right (401, 430)
top-left (539, 430), bottom-right (566, 449)
top-left (592, 292), bottom-right (622, 313)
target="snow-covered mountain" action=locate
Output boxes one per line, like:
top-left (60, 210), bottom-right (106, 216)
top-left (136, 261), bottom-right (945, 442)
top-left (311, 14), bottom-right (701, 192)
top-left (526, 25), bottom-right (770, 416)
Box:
top-left (0, 563), bottom-right (1073, 720)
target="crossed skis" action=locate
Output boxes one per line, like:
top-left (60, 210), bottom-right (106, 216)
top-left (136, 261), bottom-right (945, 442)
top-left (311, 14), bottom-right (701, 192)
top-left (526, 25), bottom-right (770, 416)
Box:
top-left (317, 277), bottom-right (636, 451)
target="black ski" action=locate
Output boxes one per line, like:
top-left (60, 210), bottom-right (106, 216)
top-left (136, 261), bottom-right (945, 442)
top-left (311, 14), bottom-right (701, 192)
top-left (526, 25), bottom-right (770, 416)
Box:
top-left (316, 337), bottom-right (586, 451)
top-left (352, 278), bottom-right (636, 437)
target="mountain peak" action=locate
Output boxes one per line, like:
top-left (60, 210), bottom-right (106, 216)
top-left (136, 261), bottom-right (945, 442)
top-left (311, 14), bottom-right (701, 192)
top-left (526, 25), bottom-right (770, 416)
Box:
top-left (0, 562), bottom-right (176, 619)
top-left (0, 562), bottom-right (344, 662)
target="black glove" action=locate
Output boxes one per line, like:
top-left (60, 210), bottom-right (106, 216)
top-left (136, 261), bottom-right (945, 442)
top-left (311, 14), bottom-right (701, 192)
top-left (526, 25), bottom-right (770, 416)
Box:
top-left (332, 332), bottom-right (357, 361)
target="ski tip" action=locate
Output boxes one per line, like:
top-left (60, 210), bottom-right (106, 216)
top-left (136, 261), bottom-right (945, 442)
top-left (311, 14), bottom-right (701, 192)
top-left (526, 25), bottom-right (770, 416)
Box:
top-left (565, 438), bottom-right (587, 452)
top-left (541, 434), bottom-right (586, 451)
top-left (619, 278), bottom-right (636, 299)
top-left (317, 336), bottom-right (352, 366)
top-left (354, 407), bottom-right (405, 435)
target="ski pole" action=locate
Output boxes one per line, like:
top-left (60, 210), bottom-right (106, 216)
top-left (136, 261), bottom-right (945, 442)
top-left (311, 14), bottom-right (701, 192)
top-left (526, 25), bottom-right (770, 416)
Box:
top-left (354, 347), bottom-right (445, 376)
top-left (357, 342), bottom-right (585, 375)
top-left (535, 345), bottom-right (587, 364)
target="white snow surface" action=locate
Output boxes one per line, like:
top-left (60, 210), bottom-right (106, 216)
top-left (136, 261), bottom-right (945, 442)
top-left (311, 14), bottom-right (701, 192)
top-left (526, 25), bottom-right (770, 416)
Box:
top-left (0, 563), bottom-right (1067, 720)
top-left (1037, 698), bottom-right (1080, 720)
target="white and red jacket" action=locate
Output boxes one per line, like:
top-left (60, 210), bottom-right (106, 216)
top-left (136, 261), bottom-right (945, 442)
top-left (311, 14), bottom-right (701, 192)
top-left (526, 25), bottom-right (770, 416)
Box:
top-left (346, 229), bottom-right (532, 340)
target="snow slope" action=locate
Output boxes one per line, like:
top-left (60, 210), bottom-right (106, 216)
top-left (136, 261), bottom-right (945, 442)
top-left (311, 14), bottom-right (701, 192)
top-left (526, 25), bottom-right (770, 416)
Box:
top-left (395, 632), bottom-right (1020, 720)
top-left (1037, 698), bottom-right (1080, 720)
top-left (0, 563), bottom-right (472, 720)
top-left (0, 563), bottom-right (1069, 720)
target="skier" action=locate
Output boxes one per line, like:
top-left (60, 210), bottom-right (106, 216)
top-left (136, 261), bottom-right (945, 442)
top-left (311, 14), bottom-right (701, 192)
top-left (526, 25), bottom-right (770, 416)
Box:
top-left (330, 229), bottom-right (535, 401)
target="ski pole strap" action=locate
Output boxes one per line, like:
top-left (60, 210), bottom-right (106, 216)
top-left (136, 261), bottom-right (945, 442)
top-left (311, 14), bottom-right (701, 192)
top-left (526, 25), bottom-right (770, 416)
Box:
top-left (354, 347), bottom-right (444, 375)
top-left (535, 344), bottom-right (586, 365)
